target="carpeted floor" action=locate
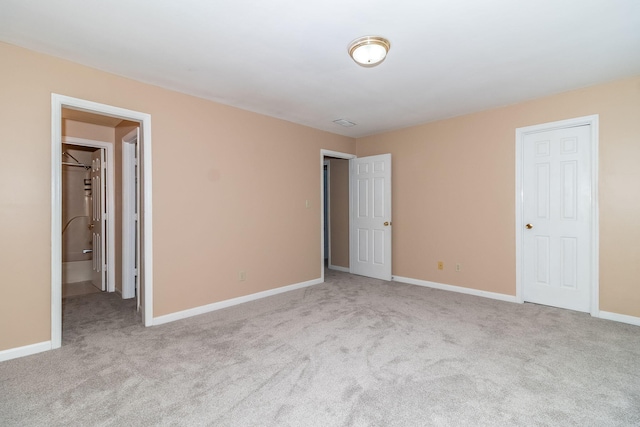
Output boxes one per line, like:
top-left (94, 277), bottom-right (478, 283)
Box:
top-left (1, 269), bottom-right (639, 426)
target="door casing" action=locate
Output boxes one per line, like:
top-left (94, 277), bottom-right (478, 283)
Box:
top-left (323, 160), bottom-right (330, 264)
top-left (515, 114), bottom-right (599, 316)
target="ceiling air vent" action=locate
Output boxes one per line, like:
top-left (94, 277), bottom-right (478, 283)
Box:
top-left (333, 119), bottom-right (356, 127)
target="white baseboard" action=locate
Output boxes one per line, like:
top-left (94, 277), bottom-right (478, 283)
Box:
top-left (0, 341), bottom-right (51, 363)
top-left (598, 311), bottom-right (640, 327)
top-left (152, 277), bottom-right (324, 326)
top-left (328, 264), bottom-right (350, 273)
top-left (392, 276), bottom-right (518, 303)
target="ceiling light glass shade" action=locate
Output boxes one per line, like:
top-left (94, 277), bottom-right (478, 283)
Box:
top-left (348, 36), bottom-right (391, 67)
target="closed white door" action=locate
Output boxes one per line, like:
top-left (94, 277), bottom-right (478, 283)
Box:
top-left (91, 148), bottom-right (106, 291)
top-left (523, 125), bottom-right (592, 312)
top-left (350, 154), bottom-right (392, 280)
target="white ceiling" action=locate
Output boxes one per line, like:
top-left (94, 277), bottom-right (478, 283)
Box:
top-left (2, 0), bottom-right (639, 138)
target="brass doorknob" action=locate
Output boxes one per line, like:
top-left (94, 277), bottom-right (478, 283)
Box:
top-left (526, 223), bottom-right (533, 229)
top-left (384, 221), bottom-right (391, 226)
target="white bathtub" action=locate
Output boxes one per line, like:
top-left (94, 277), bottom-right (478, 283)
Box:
top-left (62, 260), bottom-right (92, 284)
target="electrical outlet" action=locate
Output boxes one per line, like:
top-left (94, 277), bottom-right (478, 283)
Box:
top-left (437, 261), bottom-right (444, 270)
top-left (239, 270), bottom-right (246, 281)
top-left (305, 200), bottom-right (311, 208)
top-left (455, 263), bottom-right (462, 272)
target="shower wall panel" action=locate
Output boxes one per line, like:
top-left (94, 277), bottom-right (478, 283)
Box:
top-left (62, 146), bottom-right (93, 264)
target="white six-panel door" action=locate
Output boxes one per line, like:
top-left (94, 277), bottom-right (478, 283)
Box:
top-left (522, 125), bottom-right (592, 312)
top-left (350, 154), bottom-right (392, 280)
top-left (91, 148), bottom-right (106, 291)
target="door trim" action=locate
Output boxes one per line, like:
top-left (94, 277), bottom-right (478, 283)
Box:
top-left (515, 114), bottom-right (599, 316)
top-left (323, 159), bottom-right (331, 266)
top-left (63, 137), bottom-right (115, 293)
top-left (52, 94), bottom-right (154, 350)
top-left (320, 150), bottom-right (356, 282)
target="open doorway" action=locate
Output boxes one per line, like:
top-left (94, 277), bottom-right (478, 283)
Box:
top-left (320, 149), bottom-right (393, 282)
top-left (320, 150), bottom-right (355, 281)
top-left (51, 94), bottom-right (154, 350)
top-left (61, 139), bottom-right (113, 297)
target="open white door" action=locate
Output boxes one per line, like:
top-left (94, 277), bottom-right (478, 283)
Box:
top-left (90, 148), bottom-right (106, 291)
top-left (122, 128), bottom-right (140, 302)
top-left (52, 94), bottom-right (155, 349)
top-left (134, 128), bottom-right (142, 313)
top-left (349, 154), bottom-right (392, 280)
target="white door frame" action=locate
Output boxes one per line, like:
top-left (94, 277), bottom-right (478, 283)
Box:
top-left (323, 159), bottom-right (330, 265)
top-left (63, 137), bottom-right (115, 293)
top-left (121, 129), bottom-right (139, 300)
top-left (51, 94), bottom-right (154, 350)
top-left (320, 149), bottom-right (356, 282)
top-left (515, 114), bottom-right (599, 316)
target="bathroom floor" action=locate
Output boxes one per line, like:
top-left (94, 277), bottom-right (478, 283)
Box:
top-left (62, 280), bottom-right (102, 298)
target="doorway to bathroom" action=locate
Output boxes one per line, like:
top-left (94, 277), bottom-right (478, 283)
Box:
top-left (52, 94), bottom-right (154, 350)
top-left (61, 140), bottom-right (112, 296)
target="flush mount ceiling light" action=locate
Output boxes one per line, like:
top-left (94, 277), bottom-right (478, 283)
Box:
top-left (348, 36), bottom-right (391, 67)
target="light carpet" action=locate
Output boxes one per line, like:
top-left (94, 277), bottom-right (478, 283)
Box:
top-left (1, 269), bottom-right (639, 426)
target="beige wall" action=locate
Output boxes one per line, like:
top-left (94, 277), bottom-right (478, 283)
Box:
top-left (357, 75), bottom-right (640, 318)
top-left (328, 159), bottom-right (349, 268)
top-left (63, 119), bottom-right (115, 143)
top-left (1, 39), bottom-right (637, 354)
top-left (0, 41), bottom-right (355, 351)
